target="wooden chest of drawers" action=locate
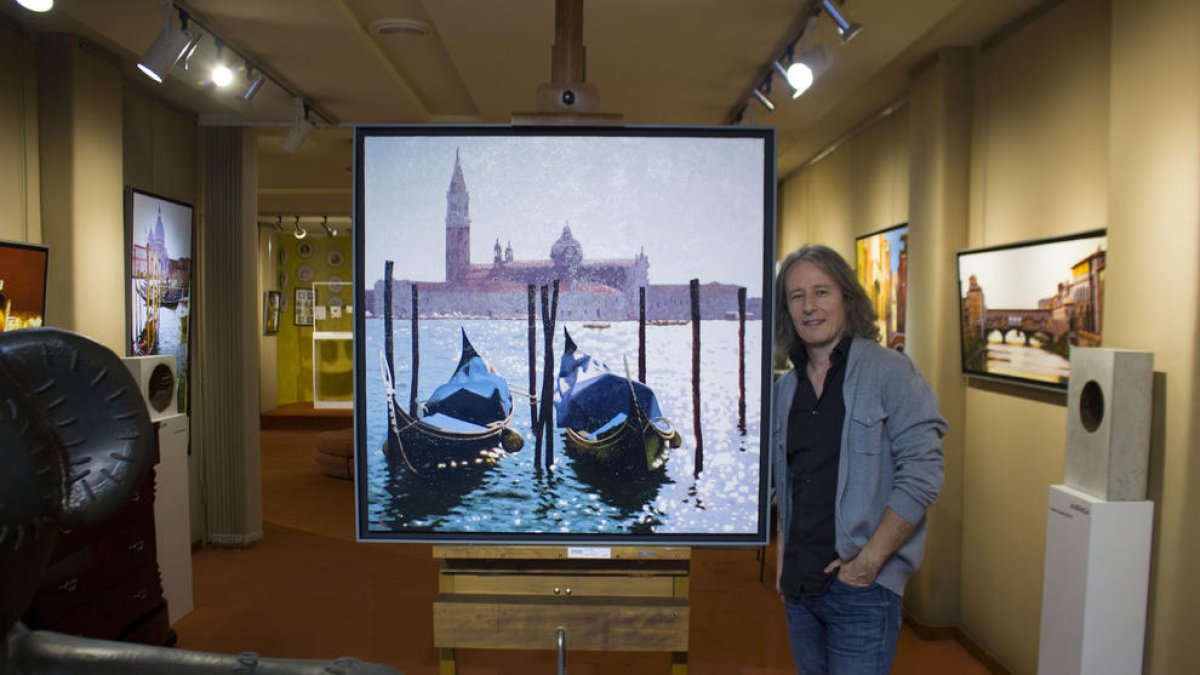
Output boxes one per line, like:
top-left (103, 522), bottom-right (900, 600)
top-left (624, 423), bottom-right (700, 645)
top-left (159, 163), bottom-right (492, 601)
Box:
top-left (21, 448), bottom-right (172, 646)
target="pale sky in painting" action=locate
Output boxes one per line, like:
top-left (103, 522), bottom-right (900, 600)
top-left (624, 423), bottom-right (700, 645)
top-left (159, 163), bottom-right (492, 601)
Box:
top-left (958, 234), bottom-right (1106, 308)
top-left (131, 192), bottom-right (192, 262)
top-left (361, 133), bottom-right (768, 296)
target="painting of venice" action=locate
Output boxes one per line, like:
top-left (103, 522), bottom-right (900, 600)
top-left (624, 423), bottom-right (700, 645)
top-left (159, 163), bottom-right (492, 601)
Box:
top-left (356, 129), bottom-right (774, 544)
top-left (128, 190), bottom-right (192, 411)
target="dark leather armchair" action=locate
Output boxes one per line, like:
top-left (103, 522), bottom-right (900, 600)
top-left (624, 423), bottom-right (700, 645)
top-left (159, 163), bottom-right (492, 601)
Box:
top-left (0, 328), bottom-right (401, 674)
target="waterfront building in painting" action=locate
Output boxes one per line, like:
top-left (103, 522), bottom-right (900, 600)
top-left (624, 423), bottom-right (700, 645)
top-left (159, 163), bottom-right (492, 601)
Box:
top-left (960, 247), bottom-right (1105, 348)
top-left (371, 151), bottom-right (760, 321)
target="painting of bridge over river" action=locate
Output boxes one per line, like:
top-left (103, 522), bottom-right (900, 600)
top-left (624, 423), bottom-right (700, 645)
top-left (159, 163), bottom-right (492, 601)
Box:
top-left (957, 229), bottom-right (1106, 389)
top-left (354, 127), bottom-right (774, 545)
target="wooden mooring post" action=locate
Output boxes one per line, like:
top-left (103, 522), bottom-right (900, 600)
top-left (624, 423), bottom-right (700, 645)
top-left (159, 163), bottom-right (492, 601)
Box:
top-left (527, 284), bottom-right (539, 467)
top-left (536, 280), bottom-right (561, 470)
top-left (383, 261), bottom-right (400, 459)
top-left (690, 278), bottom-right (703, 477)
top-left (639, 286), bottom-right (647, 383)
top-left (738, 287), bottom-right (747, 435)
top-left (410, 284), bottom-right (420, 417)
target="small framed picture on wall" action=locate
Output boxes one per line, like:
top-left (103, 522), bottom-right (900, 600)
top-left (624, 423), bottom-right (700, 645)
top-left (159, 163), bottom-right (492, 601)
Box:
top-left (263, 290), bottom-right (281, 335)
top-left (294, 287), bottom-right (314, 326)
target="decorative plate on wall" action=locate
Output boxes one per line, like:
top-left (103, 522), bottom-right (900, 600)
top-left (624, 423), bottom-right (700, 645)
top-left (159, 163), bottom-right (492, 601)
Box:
top-left (297, 264), bottom-right (314, 283)
top-left (328, 275), bottom-right (345, 294)
top-left (279, 246), bottom-right (288, 265)
top-left (278, 270), bottom-right (289, 287)
top-left (327, 250), bottom-right (344, 268)
top-left (297, 241), bottom-right (314, 258)
top-left (327, 295), bottom-right (345, 308)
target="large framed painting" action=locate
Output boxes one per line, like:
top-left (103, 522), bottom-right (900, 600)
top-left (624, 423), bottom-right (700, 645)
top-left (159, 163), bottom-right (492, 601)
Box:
top-left (355, 125), bottom-right (776, 546)
top-left (0, 239), bottom-right (49, 332)
top-left (125, 188), bottom-right (193, 413)
top-left (957, 229), bottom-right (1106, 390)
top-left (855, 223), bottom-right (908, 351)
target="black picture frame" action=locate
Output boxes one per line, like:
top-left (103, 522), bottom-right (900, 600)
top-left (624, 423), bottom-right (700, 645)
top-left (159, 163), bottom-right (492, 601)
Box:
top-left (957, 229), bottom-right (1107, 391)
top-left (354, 124), bottom-right (776, 546)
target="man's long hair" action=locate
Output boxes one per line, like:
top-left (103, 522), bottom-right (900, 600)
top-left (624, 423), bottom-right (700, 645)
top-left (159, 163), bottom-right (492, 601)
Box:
top-left (775, 245), bottom-right (880, 361)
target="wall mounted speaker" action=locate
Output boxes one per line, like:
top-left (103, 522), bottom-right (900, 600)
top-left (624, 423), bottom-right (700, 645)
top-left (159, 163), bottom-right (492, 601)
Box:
top-left (1064, 348), bottom-right (1153, 501)
top-left (121, 355), bottom-right (178, 422)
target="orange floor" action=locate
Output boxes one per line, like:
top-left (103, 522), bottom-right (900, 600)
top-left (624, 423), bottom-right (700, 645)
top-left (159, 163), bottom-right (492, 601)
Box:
top-left (173, 429), bottom-right (992, 674)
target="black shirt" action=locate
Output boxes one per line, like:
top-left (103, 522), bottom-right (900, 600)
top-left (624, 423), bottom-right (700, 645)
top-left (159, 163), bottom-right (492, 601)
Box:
top-left (779, 336), bottom-right (852, 596)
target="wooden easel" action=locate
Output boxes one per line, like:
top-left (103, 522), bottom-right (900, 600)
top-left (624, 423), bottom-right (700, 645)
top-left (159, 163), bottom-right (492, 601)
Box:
top-left (433, 545), bottom-right (690, 674)
top-left (433, 4), bottom-right (689, 673)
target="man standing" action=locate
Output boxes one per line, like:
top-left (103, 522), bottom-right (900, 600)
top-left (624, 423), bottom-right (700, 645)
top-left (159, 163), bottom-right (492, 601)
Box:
top-left (772, 245), bottom-right (946, 674)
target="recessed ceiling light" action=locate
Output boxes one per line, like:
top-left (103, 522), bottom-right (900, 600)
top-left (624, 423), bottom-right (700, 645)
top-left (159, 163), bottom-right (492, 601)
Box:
top-left (369, 18), bottom-right (433, 38)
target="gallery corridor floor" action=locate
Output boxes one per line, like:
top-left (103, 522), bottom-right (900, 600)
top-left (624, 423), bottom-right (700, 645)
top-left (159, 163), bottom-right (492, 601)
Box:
top-left (172, 428), bottom-right (996, 675)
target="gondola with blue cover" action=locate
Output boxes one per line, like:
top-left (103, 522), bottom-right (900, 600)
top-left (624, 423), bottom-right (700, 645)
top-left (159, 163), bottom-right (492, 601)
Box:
top-left (554, 329), bottom-right (682, 475)
top-left (381, 329), bottom-right (523, 474)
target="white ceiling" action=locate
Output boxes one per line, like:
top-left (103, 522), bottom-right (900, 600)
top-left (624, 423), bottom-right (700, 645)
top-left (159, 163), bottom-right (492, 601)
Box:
top-left (3, 0), bottom-right (1050, 207)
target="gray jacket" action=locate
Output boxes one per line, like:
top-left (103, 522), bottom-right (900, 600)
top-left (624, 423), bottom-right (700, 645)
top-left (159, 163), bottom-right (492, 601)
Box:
top-left (771, 336), bottom-right (946, 597)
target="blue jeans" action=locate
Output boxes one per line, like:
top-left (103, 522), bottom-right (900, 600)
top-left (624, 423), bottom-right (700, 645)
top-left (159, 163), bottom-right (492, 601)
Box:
top-left (783, 578), bottom-right (902, 675)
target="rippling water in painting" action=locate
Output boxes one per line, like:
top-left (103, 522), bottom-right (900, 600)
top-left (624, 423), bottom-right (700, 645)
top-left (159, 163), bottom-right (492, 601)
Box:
top-left (361, 317), bottom-right (766, 540)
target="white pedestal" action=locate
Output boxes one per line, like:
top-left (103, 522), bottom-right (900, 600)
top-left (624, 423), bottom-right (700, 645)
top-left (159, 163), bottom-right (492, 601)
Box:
top-left (154, 413), bottom-right (194, 624)
top-left (1037, 485), bottom-right (1153, 675)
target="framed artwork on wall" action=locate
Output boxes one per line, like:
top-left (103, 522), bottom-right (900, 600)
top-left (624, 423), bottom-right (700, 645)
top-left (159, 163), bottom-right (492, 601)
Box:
top-left (855, 223), bottom-right (908, 351)
top-left (125, 188), bottom-right (193, 414)
top-left (957, 229), bottom-right (1106, 390)
top-left (294, 287), bottom-right (314, 326)
top-left (0, 239), bottom-right (49, 332)
top-left (355, 124), bottom-right (776, 546)
top-left (264, 290), bottom-right (281, 335)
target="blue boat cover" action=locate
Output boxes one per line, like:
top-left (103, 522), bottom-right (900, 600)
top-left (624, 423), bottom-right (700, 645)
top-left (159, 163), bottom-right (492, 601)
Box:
top-left (424, 330), bottom-right (512, 427)
top-left (555, 332), bottom-right (664, 433)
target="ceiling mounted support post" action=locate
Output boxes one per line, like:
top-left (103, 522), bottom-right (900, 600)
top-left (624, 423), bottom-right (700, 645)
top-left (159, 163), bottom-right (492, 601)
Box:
top-left (513, 0), bottom-right (622, 125)
top-left (550, 0), bottom-right (585, 84)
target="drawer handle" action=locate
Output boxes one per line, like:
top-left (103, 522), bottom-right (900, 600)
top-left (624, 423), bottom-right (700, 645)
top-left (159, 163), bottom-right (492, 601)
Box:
top-left (132, 588), bottom-right (148, 601)
top-left (58, 578), bottom-right (78, 593)
top-left (128, 540), bottom-right (145, 552)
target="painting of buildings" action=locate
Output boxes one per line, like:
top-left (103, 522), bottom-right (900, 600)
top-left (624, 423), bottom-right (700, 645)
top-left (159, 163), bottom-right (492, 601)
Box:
top-left (957, 230), bottom-right (1106, 388)
top-left (356, 129), bottom-right (773, 545)
top-left (855, 224), bottom-right (908, 351)
top-left (367, 150), bottom-right (760, 322)
top-left (0, 240), bottom-right (49, 332)
top-left (127, 189), bottom-right (193, 411)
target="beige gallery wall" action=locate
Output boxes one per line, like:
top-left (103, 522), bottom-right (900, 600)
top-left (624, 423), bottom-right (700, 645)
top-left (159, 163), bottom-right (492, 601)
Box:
top-left (959, 1), bottom-right (1111, 673)
top-left (777, 0), bottom-right (1200, 673)
top-left (778, 107), bottom-right (909, 258)
top-left (0, 27), bottom-right (40, 244)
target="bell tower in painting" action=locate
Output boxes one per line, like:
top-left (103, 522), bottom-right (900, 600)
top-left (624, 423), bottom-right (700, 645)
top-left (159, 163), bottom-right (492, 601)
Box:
top-left (445, 149), bottom-right (471, 283)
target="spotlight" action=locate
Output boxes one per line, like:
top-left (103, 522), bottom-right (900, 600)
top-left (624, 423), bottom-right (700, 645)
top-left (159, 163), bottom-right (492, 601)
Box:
top-left (16, 0), bottom-right (54, 12)
top-left (243, 64), bottom-right (266, 104)
top-left (211, 42), bottom-right (233, 87)
top-left (751, 87), bottom-right (775, 112)
top-left (292, 216), bottom-right (307, 240)
top-left (821, 0), bottom-right (862, 43)
top-left (281, 98), bottom-right (313, 154)
top-left (774, 46), bottom-right (828, 99)
top-left (137, 1), bottom-right (200, 83)
top-left (321, 216), bottom-right (337, 238)
top-left (273, 216), bottom-right (284, 233)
